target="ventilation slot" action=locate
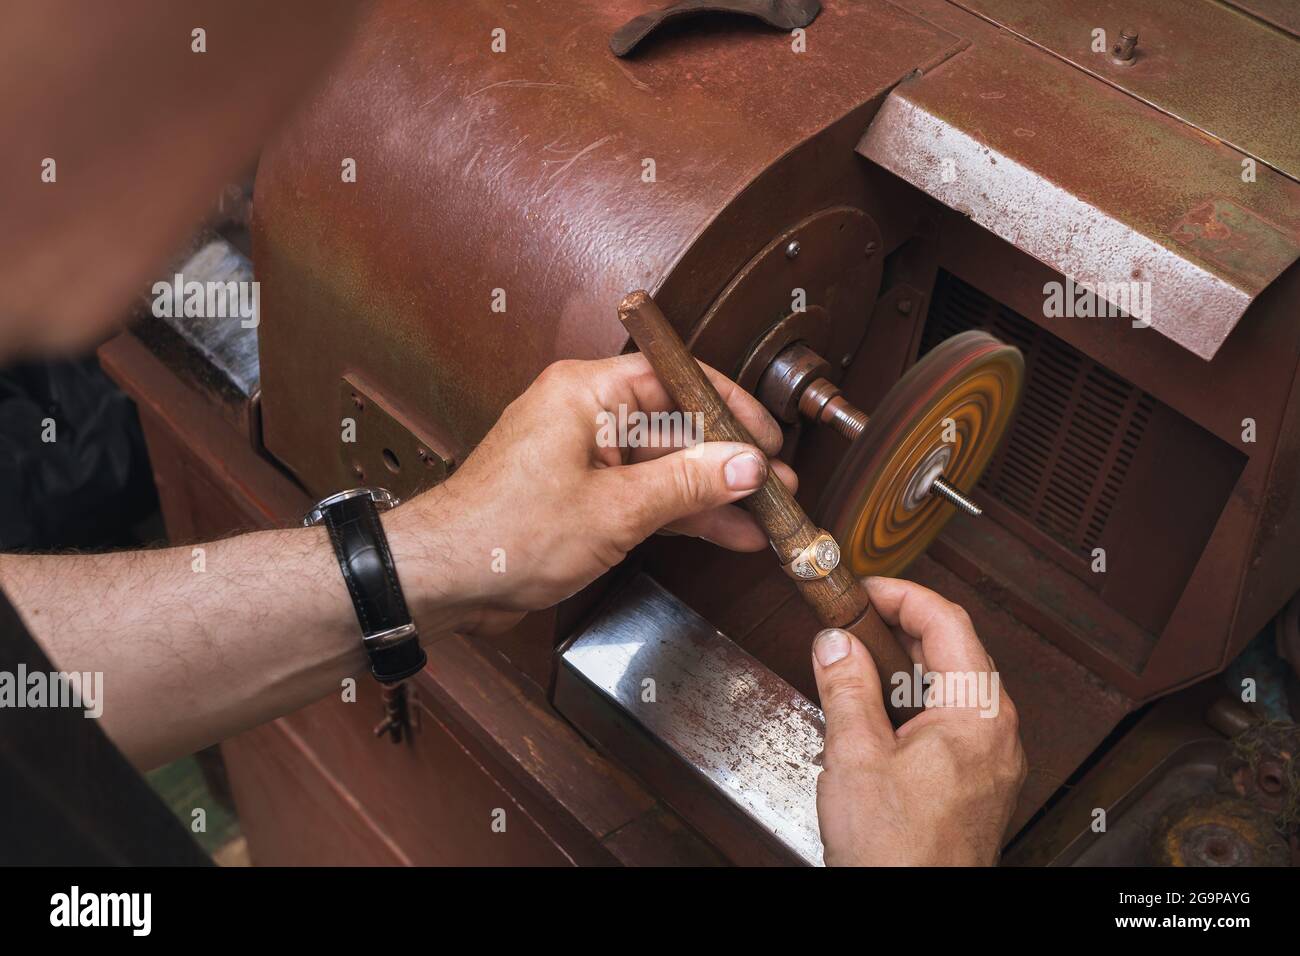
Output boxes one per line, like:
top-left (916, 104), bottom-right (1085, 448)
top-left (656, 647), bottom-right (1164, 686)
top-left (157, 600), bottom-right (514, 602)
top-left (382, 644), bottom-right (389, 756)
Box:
top-left (921, 273), bottom-right (1154, 561)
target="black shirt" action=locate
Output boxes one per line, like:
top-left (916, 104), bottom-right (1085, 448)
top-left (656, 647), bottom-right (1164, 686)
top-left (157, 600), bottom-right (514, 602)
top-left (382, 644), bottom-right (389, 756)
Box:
top-left (0, 589), bottom-right (210, 865)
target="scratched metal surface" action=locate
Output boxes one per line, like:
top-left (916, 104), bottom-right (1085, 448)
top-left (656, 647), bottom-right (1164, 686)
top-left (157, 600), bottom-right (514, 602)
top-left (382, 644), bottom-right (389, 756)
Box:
top-left (1221, 0), bottom-right (1300, 37)
top-left (953, 0), bottom-right (1300, 180)
top-left (561, 574), bottom-right (826, 866)
top-left (150, 240), bottom-right (260, 397)
top-left (858, 29), bottom-right (1300, 360)
top-left (253, 0), bottom-right (963, 494)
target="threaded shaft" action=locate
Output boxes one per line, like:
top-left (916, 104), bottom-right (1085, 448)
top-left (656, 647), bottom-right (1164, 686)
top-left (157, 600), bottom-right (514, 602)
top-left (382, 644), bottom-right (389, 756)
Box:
top-left (930, 476), bottom-right (982, 516)
top-left (823, 397), bottom-right (869, 442)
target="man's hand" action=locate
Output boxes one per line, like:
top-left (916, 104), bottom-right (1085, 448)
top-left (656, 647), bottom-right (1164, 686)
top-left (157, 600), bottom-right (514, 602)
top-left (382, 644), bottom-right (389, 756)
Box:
top-left (386, 354), bottom-right (795, 633)
top-left (0, 354), bottom-right (791, 768)
top-left (811, 577), bottom-right (1027, 866)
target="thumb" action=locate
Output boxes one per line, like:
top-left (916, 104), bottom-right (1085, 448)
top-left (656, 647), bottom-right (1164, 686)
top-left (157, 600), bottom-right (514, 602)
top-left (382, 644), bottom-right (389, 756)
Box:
top-left (811, 629), bottom-right (896, 768)
top-left (611, 441), bottom-right (768, 538)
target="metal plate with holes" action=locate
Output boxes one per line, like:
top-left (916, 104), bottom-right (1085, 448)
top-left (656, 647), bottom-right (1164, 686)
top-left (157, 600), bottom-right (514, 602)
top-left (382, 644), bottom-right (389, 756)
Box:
top-left (554, 574), bottom-right (826, 866)
top-left (338, 374), bottom-right (457, 499)
top-left (686, 207), bottom-right (883, 385)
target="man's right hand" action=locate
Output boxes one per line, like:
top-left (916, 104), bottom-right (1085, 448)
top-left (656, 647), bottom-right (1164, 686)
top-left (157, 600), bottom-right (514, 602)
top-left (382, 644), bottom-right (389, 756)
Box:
top-left (385, 354), bottom-right (794, 635)
top-left (811, 577), bottom-right (1027, 866)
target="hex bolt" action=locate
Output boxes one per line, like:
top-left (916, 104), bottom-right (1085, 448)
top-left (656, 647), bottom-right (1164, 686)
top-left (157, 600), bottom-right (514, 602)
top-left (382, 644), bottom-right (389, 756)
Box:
top-left (1111, 28), bottom-right (1139, 64)
top-left (930, 476), bottom-right (982, 516)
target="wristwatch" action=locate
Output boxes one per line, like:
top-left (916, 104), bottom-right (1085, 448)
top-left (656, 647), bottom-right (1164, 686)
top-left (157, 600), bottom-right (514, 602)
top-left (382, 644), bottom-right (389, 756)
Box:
top-left (304, 488), bottom-right (427, 684)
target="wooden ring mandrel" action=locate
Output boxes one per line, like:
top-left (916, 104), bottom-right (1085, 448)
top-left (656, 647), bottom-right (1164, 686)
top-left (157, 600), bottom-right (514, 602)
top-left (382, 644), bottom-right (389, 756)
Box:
top-left (617, 290), bottom-right (917, 725)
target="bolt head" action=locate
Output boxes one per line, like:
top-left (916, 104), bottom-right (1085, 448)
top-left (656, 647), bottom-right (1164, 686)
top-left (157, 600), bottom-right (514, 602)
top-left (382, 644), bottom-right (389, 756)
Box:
top-left (785, 240), bottom-right (801, 259)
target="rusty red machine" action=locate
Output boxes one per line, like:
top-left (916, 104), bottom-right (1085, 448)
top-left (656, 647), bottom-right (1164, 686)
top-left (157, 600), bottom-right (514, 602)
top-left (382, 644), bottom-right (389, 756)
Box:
top-left (104, 0), bottom-right (1300, 865)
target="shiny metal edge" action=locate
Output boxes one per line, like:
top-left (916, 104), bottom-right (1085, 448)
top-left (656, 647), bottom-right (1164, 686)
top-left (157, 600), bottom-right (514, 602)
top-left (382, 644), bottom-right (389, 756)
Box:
top-left (560, 575), bottom-right (826, 866)
top-left (860, 93), bottom-right (1265, 361)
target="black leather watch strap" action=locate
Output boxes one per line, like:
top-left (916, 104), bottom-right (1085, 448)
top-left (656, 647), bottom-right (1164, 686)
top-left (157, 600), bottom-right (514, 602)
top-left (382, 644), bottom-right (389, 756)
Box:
top-left (308, 489), bottom-right (426, 684)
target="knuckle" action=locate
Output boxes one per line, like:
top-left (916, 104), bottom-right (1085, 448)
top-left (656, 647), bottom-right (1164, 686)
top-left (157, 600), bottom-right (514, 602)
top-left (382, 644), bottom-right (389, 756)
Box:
top-left (1012, 746), bottom-right (1029, 785)
top-left (945, 601), bottom-right (975, 633)
top-left (1000, 697), bottom-right (1020, 735)
top-left (991, 716), bottom-right (1027, 788)
top-left (823, 673), bottom-right (872, 709)
top-left (669, 455), bottom-right (710, 508)
top-left (997, 743), bottom-right (1028, 791)
top-left (537, 359), bottom-right (577, 387)
top-left (824, 740), bottom-right (875, 776)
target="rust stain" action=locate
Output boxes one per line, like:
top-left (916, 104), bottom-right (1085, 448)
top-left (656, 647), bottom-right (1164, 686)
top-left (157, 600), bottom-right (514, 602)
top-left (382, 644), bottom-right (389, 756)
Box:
top-left (1173, 201), bottom-right (1233, 242)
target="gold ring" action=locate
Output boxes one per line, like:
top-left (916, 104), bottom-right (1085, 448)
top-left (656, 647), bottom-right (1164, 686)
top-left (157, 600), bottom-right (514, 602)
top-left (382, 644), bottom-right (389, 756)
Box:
top-left (783, 532), bottom-right (841, 581)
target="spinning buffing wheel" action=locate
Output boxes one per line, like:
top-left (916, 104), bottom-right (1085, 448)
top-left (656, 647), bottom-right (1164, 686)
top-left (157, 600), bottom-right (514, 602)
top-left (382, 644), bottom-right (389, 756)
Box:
top-left (820, 331), bottom-right (1023, 578)
top-left (620, 292), bottom-right (1023, 723)
top-left (757, 331), bottom-right (1023, 579)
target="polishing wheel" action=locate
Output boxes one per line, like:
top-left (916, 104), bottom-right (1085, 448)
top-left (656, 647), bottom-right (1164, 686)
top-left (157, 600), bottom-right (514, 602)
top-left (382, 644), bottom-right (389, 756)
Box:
top-left (623, 291), bottom-right (1021, 723)
top-left (756, 330), bottom-right (1024, 580)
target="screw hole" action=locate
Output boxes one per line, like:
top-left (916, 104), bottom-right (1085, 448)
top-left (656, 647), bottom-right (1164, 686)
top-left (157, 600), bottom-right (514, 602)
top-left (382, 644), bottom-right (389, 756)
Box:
top-left (382, 449), bottom-right (401, 474)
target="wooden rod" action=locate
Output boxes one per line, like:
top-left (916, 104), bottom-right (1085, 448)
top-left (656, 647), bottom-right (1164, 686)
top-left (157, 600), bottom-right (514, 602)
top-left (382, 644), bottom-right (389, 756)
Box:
top-left (617, 291), bottom-right (917, 723)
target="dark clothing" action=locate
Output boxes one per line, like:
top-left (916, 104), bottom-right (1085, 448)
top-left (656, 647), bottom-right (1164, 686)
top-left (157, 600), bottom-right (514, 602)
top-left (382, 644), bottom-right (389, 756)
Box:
top-left (0, 357), bottom-right (157, 551)
top-left (0, 589), bottom-right (209, 865)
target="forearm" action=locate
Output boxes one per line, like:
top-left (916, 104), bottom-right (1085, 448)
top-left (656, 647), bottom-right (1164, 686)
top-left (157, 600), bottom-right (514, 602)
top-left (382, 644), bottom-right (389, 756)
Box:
top-left (0, 354), bottom-right (790, 774)
top-left (0, 503), bottom-right (465, 770)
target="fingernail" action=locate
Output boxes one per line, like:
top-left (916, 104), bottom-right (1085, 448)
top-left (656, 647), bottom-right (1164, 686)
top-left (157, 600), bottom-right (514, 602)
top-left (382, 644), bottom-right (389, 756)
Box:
top-left (814, 629), bottom-right (850, 666)
top-left (724, 451), bottom-right (765, 490)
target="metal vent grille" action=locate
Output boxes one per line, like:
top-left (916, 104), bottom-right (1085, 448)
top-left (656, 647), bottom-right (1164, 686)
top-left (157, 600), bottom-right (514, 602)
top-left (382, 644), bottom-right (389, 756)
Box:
top-left (921, 273), bottom-right (1155, 559)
